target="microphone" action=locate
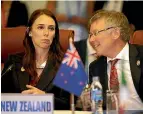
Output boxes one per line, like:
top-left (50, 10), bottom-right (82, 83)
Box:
top-left (1, 64), bottom-right (14, 78)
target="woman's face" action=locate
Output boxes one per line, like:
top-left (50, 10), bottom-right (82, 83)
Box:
top-left (30, 14), bottom-right (55, 50)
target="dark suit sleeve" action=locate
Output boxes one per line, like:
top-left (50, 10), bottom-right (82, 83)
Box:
top-left (89, 60), bottom-right (97, 84)
top-left (1, 55), bottom-right (15, 93)
top-left (138, 46), bottom-right (143, 102)
top-left (89, 57), bottom-right (107, 110)
top-left (89, 62), bottom-right (93, 84)
top-left (139, 62), bottom-right (143, 102)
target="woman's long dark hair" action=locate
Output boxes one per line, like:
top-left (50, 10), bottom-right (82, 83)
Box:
top-left (23, 9), bottom-right (64, 79)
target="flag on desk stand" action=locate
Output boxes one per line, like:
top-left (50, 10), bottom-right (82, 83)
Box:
top-left (53, 37), bottom-right (88, 96)
top-left (53, 38), bottom-right (88, 114)
top-left (119, 66), bottom-right (129, 114)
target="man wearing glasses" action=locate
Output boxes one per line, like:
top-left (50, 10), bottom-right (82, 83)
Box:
top-left (89, 10), bottom-right (143, 111)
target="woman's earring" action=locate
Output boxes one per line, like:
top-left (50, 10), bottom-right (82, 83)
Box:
top-left (29, 33), bottom-right (32, 37)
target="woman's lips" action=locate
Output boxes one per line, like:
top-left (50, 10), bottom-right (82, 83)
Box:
top-left (41, 39), bottom-right (50, 44)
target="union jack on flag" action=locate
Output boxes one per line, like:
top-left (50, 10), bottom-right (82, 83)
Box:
top-left (62, 43), bottom-right (80, 69)
top-left (53, 40), bottom-right (88, 96)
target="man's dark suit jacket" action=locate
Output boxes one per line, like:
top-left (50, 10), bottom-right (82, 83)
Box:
top-left (6, 1), bottom-right (28, 27)
top-left (1, 53), bottom-right (70, 110)
top-left (89, 44), bottom-right (143, 109)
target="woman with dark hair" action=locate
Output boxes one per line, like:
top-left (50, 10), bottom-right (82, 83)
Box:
top-left (1, 9), bottom-right (70, 110)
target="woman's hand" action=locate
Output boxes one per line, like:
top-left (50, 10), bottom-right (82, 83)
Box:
top-left (21, 85), bottom-right (45, 94)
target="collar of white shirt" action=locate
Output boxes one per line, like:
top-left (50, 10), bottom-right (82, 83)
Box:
top-left (107, 43), bottom-right (129, 63)
top-left (39, 61), bottom-right (47, 69)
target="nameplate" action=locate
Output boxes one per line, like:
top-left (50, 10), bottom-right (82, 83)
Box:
top-left (1, 93), bottom-right (54, 114)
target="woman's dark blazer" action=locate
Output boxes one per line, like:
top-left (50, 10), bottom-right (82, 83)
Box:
top-left (1, 53), bottom-right (70, 110)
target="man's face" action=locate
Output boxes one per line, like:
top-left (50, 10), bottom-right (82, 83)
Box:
top-left (89, 18), bottom-right (115, 57)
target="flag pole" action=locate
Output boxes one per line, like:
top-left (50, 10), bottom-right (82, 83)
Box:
top-left (70, 37), bottom-right (75, 114)
top-left (70, 93), bottom-right (75, 114)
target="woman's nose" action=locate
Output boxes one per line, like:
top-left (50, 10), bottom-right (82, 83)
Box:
top-left (44, 29), bottom-right (49, 37)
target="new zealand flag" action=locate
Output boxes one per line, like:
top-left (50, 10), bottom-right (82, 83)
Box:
top-left (53, 40), bottom-right (88, 96)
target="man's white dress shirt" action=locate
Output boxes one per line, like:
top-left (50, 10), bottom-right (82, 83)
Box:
top-left (107, 43), bottom-right (143, 110)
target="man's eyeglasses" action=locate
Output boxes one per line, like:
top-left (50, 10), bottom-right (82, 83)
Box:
top-left (89, 27), bottom-right (116, 38)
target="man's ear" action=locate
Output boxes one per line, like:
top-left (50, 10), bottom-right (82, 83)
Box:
top-left (111, 28), bottom-right (120, 40)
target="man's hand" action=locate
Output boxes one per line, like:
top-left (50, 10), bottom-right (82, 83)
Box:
top-left (79, 84), bottom-right (91, 111)
top-left (21, 85), bottom-right (45, 94)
